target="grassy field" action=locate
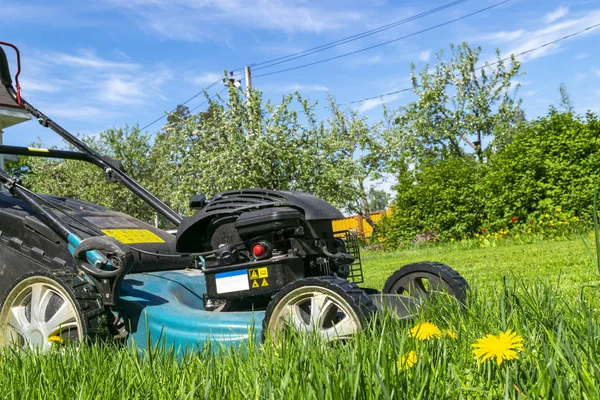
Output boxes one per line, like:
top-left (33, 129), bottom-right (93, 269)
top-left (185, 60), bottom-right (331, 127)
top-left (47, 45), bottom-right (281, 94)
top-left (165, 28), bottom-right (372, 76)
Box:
top-left (1, 237), bottom-right (600, 399)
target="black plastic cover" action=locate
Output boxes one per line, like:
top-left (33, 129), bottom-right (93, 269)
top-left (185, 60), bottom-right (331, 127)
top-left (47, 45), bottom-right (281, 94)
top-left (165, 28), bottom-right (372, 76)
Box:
top-left (0, 47), bottom-right (12, 87)
top-left (176, 189), bottom-right (344, 252)
top-left (234, 207), bottom-right (304, 240)
top-left (0, 192), bottom-right (190, 273)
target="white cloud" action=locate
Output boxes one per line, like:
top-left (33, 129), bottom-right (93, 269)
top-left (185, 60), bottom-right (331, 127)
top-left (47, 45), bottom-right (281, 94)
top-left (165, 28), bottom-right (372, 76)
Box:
top-left (193, 72), bottom-right (223, 86)
top-left (18, 47), bottom-right (173, 123)
top-left (575, 72), bottom-right (586, 81)
top-left (19, 78), bottom-right (62, 94)
top-left (106, 0), bottom-right (363, 41)
top-left (45, 49), bottom-right (139, 71)
top-left (483, 29), bottom-right (525, 43)
top-left (490, 9), bottom-right (600, 63)
top-left (593, 68), bottom-right (600, 78)
top-left (524, 90), bottom-right (538, 97)
top-left (357, 94), bottom-right (401, 113)
top-left (43, 105), bottom-right (122, 120)
top-left (418, 50), bottom-right (431, 62)
top-left (279, 84), bottom-right (329, 92)
top-left (545, 6), bottom-right (569, 23)
top-left (576, 53), bottom-right (589, 60)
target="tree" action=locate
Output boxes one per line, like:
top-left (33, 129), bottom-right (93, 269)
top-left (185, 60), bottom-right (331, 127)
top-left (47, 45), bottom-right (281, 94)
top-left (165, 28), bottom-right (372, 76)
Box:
top-left (166, 104), bottom-right (191, 125)
top-left (558, 83), bottom-right (575, 113)
top-left (13, 127), bottom-right (165, 225)
top-left (10, 87), bottom-right (387, 229)
top-left (367, 188), bottom-right (390, 212)
top-left (153, 87), bottom-right (378, 218)
top-left (387, 42), bottom-right (523, 165)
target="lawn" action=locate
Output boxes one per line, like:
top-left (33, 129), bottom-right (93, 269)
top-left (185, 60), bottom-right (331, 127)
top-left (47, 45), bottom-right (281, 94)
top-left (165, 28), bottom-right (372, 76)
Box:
top-left (1, 237), bottom-right (599, 399)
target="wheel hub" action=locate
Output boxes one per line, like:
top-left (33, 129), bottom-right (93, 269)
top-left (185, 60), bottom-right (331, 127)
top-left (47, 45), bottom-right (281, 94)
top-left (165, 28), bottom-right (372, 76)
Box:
top-left (0, 277), bottom-right (83, 350)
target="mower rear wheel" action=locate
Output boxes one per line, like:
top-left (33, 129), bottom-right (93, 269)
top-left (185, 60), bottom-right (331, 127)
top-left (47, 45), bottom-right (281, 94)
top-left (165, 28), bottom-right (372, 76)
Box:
top-left (382, 262), bottom-right (468, 304)
top-left (0, 270), bottom-right (108, 351)
top-left (263, 276), bottom-right (376, 344)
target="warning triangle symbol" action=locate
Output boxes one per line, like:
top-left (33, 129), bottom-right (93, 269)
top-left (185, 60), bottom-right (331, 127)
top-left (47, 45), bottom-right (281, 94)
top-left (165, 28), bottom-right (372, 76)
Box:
top-left (252, 280), bottom-right (260, 288)
top-left (250, 270), bottom-right (259, 279)
top-left (261, 279), bottom-right (269, 287)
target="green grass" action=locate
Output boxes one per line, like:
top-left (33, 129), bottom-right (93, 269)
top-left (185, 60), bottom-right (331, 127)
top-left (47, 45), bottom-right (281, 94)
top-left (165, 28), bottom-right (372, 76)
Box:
top-left (362, 236), bottom-right (600, 295)
top-left (1, 237), bottom-right (600, 399)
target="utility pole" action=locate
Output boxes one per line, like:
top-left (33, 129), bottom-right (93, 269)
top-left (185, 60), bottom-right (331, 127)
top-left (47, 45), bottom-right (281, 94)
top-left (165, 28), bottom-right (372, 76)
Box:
top-left (244, 66), bottom-right (252, 94)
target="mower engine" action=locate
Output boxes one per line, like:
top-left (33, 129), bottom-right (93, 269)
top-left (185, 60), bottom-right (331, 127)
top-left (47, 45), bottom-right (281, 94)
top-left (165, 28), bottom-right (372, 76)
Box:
top-left (175, 189), bottom-right (363, 310)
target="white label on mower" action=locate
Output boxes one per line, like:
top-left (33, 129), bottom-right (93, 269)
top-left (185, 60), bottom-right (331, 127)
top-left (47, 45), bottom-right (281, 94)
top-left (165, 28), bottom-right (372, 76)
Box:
top-left (215, 270), bottom-right (249, 294)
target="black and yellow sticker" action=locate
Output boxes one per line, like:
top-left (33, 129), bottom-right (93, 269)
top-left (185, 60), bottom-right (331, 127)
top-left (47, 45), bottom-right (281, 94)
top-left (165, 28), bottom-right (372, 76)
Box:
top-left (101, 229), bottom-right (165, 244)
top-left (249, 267), bottom-right (269, 289)
top-left (248, 267), bottom-right (268, 280)
top-left (27, 147), bottom-right (49, 153)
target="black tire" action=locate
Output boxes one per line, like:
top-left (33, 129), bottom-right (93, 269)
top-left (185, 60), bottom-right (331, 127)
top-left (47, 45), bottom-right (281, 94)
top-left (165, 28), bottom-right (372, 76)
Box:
top-left (263, 276), bottom-right (377, 344)
top-left (0, 269), bottom-right (108, 350)
top-left (382, 262), bottom-right (468, 304)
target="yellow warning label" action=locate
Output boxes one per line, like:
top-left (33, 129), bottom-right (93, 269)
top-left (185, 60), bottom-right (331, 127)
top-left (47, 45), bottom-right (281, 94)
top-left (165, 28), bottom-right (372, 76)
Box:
top-left (252, 280), bottom-right (260, 289)
top-left (249, 267), bottom-right (268, 280)
top-left (101, 229), bottom-right (165, 244)
top-left (261, 279), bottom-right (269, 287)
top-left (258, 267), bottom-right (268, 278)
top-left (27, 147), bottom-right (49, 153)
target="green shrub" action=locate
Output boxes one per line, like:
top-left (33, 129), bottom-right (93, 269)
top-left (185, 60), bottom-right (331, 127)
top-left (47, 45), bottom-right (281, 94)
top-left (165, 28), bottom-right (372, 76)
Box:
top-left (379, 110), bottom-right (600, 247)
top-left (378, 156), bottom-right (486, 247)
top-left (484, 110), bottom-right (600, 227)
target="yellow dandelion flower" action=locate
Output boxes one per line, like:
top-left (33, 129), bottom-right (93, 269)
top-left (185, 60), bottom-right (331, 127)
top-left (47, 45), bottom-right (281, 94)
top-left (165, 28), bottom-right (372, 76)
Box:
top-left (472, 329), bottom-right (524, 365)
top-left (475, 233), bottom-right (479, 238)
top-left (397, 351), bottom-right (417, 370)
top-left (445, 330), bottom-right (458, 340)
top-left (409, 322), bottom-right (442, 340)
top-left (48, 335), bottom-right (65, 345)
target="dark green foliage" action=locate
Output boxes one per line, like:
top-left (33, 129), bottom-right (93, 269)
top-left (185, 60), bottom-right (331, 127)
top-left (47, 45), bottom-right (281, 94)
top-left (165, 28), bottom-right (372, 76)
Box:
top-left (380, 110), bottom-right (600, 246)
top-left (380, 156), bottom-right (485, 244)
top-left (484, 110), bottom-right (600, 225)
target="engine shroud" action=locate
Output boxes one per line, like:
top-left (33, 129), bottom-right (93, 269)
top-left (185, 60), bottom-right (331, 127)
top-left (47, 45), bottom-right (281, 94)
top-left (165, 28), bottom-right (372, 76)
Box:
top-left (175, 189), bottom-right (357, 306)
top-left (176, 189), bottom-right (343, 252)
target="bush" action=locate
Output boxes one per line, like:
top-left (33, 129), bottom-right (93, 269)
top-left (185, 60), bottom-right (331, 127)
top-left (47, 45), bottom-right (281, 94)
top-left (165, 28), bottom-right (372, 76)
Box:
top-left (379, 110), bottom-right (600, 247)
top-left (378, 156), bottom-right (486, 246)
top-left (483, 110), bottom-right (600, 227)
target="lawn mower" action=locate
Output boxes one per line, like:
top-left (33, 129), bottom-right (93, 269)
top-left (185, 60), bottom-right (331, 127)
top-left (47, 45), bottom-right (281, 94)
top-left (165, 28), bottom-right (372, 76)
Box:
top-left (0, 42), bottom-right (468, 352)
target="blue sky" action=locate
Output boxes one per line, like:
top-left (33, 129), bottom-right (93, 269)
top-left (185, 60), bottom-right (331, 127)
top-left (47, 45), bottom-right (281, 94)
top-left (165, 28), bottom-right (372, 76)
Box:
top-left (1, 0), bottom-right (599, 151)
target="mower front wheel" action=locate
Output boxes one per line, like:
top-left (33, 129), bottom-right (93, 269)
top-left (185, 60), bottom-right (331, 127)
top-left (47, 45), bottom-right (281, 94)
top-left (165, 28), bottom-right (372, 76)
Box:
top-left (263, 276), bottom-right (377, 344)
top-left (0, 269), bottom-right (108, 351)
top-left (382, 262), bottom-right (468, 304)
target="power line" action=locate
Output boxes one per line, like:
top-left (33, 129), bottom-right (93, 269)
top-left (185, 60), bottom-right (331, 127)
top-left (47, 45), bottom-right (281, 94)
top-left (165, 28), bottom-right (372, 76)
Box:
top-left (139, 76), bottom-right (225, 131)
top-left (250, 0), bottom-right (469, 72)
top-left (189, 88), bottom-right (228, 113)
top-left (253, 0), bottom-right (511, 79)
top-left (331, 22), bottom-right (600, 108)
top-left (139, 0), bottom-right (471, 131)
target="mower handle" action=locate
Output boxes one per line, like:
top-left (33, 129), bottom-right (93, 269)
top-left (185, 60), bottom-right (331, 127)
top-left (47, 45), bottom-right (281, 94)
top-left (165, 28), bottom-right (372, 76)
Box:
top-left (0, 41), bottom-right (22, 104)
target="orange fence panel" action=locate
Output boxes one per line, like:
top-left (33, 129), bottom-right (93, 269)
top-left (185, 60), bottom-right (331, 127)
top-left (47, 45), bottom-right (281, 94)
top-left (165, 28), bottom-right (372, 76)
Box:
top-left (332, 211), bottom-right (387, 239)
